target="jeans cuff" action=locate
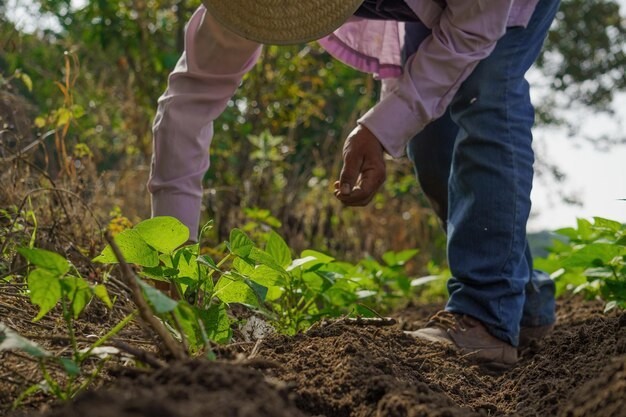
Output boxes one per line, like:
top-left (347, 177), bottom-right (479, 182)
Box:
top-left (520, 314), bottom-right (556, 328)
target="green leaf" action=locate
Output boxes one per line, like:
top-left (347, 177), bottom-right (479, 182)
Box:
top-left (58, 358), bottom-right (80, 377)
top-left (171, 246), bottom-right (195, 270)
top-left (136, 279), bottom-right (179, 313)
top-left (18, 247), bottom-right (69, 275)
top-left (266, 231), bottom-right (292, 268)
top-left (604, 300), bottom-right (618, 313)
top-left (94, 229), bottom-right (159, 267)
top-left (583, 267), bottom-right (615, 279)
top-left (134, 217), bottom-right (190, 254)
top-left (396, 276), bottom-right (411, 293)
top-left (0, 323), bottom-right (50, 358)
top-left (301, 250), bottom-right (334, 264)
top-left (604, 279), bottom-right (626, 301)
top-left (287, 256), bottom-right (319, 271)
top-left (199, 303), bottom-right (232, 344)
top-left (34, 116), bottom-right (46, 128)
top-left (382, 249), bottom-right (418, 267)
top-left (197, 255), bottom-right (220, 273)
top-left (533, 257), bottom-right (563, 274)
top-left (325, 286), bottom-right (358, 307)
top-left (55, 107), bottom-right (72, 127)
top-left (555, 227), bottom-right (579, 240)
top-left (171, 249), bottom-right (200, 281)
top-left (229, 229), bottom-right (254, 257)
top-left (250, 265), bottom-right (283, 286)
top-left (354, 304), bottom-right (379, 318)
top-left (356, 289), bottom-right (378, 299)
top-left (317, 269), bottom-right (343, 285)
top-left (249, 265), bottom-right (284, 301)
top-left (61, 276), bottom-right (93, 318)
top-left (576, 218), bottom-right (595, 241)
top-left (593, 217), bottom-right (623, 234)
top-left (71, 104), bottom-right (85, 119)
top-left (550, 239), bottom-right (574, 254)
top-left (233, 257), bottom-right (255, 275)
top-left (215, 274), bottom-right (260, 307)
top-left (226, 269), bottom-right (269, 303)
top-left (245, 278), bottom-right (268, 303)
top-left (19, 73), bottom-right (33, 92)
top-left (288, 250), bottom-right (335, 271)
top-left (173, 303), bottom-right (201, 353)
top-left (140, 266), bottom-right (166, 281)
top-left (302, 271), bottom-right (326, 293)
top-left (248, 247), bottom-right (285, 273)
top-left (411, 275), bottom-right (442, 287)
top-left (563, 243), bottom-right (624, 268)
top-left (359, 257), bottom-right (384, 273)
top-left (28, 269), bottom-right (62, 321)
top-left (93, 285), bottom-right (113, 308)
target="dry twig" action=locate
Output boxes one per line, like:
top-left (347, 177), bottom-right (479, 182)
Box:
top-left (0, 129), bottom-right (56, 163)
top-left (340, 317), bottom-right (397, 326)
top-left (111, 340), bottom-right (166, 369)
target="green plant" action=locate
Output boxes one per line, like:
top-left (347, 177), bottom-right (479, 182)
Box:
top-left (356, 249), bottom-right (419, 306)
top-left (535, 217), bottom-right (626, 312)
top-left (410, 260), bottom-right (451, 304)
top-left (10, 247), bottom-right (123, 404)
top-left (96, 216), bottom-right (425, 338)
top-left (221, 228), bottom-right (428, 334)
top-left (95, 217), bottom-right (233, 353)
top-left (225, 228), bottom-right (358, 334)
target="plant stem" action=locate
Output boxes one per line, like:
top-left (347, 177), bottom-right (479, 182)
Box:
top-left (60, 295), bottom-right (78, 360)
top-left (196, 317), bottom-right (213, 357)
top-left (71, 358), bottom-right (108, 398)
top-left (298, 295), bottom-right (317, 316)
top-left (216, 253), bottom-right (232, 269)
top-left (40, 361), bottom-right (64, 401)
top-left (171, 310), bottom-right (189, 354)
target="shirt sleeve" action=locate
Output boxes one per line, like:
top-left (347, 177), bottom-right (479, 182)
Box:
top-left (358, 0), bottom-right (515, 157)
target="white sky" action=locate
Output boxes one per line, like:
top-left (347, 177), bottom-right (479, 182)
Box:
top-left (6, 0), bottom-right (626, 231)
top-left (528, 97), bottom-right (626, 231)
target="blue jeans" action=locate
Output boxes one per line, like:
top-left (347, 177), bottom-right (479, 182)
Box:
top-left (406, 0), bottom-right (560, 347)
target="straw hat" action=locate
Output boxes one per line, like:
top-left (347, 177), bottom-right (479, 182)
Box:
top-left (201, 0), bottom-right (364, 45)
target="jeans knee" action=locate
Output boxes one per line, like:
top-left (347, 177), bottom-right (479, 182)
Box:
top-left (407, 112), bottom-right (457, 217)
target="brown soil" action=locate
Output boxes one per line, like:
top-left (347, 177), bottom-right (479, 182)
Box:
top-left (6, 297), bottom-right (626, 417)
top-left (28, 361), bottom-right (307, 417)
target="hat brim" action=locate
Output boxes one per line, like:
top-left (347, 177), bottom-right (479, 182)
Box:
top-left (202, 0), bottom-right (364, 45)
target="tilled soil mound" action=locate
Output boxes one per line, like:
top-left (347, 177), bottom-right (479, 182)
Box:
top-left (23, 297), bottom-right (626, 417)
top-left (559, 357), bottom-right (626, 417)
top-left (32, 361), bottom-right (306, 417)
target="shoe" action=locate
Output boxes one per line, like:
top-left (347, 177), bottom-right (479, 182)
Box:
top-left (519, 323), bottom-right (555, 349)
top-left (405, 311), bottom-right (518, 370)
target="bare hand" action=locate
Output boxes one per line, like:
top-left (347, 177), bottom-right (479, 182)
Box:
top-left (334, 125), bottom-right (386, 206)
